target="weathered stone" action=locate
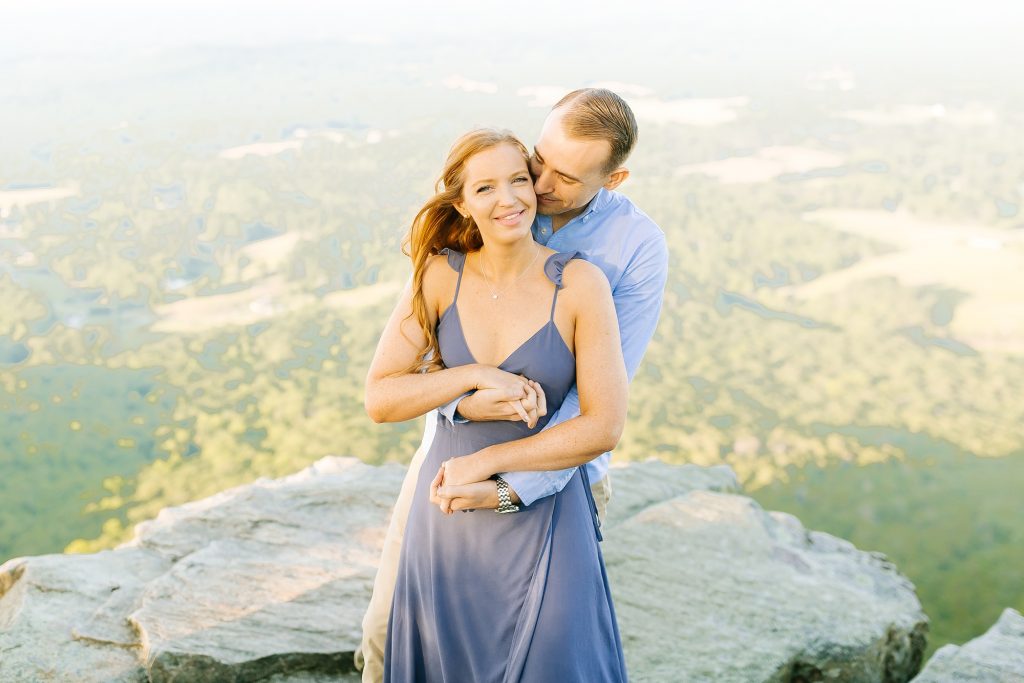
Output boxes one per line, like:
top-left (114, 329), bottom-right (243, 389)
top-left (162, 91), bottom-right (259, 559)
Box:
top-left (605, 458), bottom-right (741, 523)
top-left (0, 548), bottom-right (163, 682)
top-left (1, 457), bottom-right (405, 682)
top-left (912, 608), bottom-right (1024, 682)
top-left (1, 456), bottom-right (937, 682)
top-left (604, 490), bottom-right (929, 682)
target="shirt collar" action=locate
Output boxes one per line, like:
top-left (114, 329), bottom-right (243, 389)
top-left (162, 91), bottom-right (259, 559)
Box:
top-left (585, 187), bottom-right (611, 217)
top-left (532, 187), bottom-right (612, 242)
top-left (570, 187), bottom-right (611, 225)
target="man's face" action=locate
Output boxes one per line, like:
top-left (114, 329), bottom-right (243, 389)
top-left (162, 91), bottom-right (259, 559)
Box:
top-left (530, 107), bottom-right (613, 223)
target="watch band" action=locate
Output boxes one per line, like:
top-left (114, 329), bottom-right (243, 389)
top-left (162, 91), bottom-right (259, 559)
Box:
top-left (495, 476), bottom-right (520, 514)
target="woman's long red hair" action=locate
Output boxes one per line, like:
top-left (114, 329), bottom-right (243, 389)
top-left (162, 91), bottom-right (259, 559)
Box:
top-left (403, 129), bottom-right (530, 373)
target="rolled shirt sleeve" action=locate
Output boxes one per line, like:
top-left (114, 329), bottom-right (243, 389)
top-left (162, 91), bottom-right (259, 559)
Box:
top-left (501, 233), bottom-right (669, 506)
top-left (437, 392), bottom-right (472, 425)
top-left (500, 387), bottom-right (581, 505)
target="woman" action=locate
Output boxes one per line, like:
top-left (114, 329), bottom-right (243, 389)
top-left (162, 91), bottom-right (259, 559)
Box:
top-left (364, 128), bottom-right (628, 682)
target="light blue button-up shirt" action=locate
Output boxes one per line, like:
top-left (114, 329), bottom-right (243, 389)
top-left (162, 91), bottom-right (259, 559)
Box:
top-left (436, 187), bottom-right (668, 506)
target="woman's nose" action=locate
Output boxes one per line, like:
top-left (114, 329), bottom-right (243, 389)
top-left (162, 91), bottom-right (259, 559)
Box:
top-left (497, 183), bottom-right (516, 205)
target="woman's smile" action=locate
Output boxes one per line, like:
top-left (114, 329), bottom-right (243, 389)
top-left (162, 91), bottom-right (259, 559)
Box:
top-left (494, 208), bottom-right (527, 226)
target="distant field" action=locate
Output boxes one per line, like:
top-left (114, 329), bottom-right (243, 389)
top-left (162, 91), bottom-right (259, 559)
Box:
top-left (777, 209), bottom-right (1024, 352)
top-left (2, 35), bottom-right (1022, 657)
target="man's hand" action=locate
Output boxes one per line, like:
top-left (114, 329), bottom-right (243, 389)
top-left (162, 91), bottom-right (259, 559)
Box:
top-left (430, 477), bottom-right (522, 513)
top-left (459, 378), bottom-right (547, 426)
top-left (431, 480), bottom-right (499, 513)
top-left (428, 449), bottom-right (502, 514)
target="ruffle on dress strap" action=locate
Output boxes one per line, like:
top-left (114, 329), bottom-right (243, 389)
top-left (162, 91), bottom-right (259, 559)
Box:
top-left (543, 250), bottom-right (580, 289)
top-left (438, 247), bottom-right (466, 272)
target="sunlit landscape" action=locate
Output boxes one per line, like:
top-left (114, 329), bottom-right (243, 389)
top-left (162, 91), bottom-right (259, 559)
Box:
top-left (2, 1), bottom-right (1022, 658)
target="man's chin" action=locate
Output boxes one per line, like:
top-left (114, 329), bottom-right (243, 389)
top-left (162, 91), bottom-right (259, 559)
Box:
top-left (536, 204), bottom-right (562, 217)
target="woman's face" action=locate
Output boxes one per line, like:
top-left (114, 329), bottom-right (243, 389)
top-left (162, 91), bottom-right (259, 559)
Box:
top-left (455, 143), bottom-right (537, 246)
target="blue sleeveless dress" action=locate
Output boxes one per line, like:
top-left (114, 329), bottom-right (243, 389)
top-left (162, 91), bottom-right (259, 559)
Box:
top-left (384, 248), bottom-right (628, 683)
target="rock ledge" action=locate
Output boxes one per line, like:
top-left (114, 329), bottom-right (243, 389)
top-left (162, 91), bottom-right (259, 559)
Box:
top-left (1, 457), bottom-right (932, 682)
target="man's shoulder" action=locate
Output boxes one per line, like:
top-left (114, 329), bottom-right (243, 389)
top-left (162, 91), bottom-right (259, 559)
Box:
top-left (599, 190), bottom-right (665, 244)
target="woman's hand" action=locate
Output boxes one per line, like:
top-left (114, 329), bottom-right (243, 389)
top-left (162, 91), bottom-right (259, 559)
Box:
top-left (441, 453), bottom-right (495, 489)
top-left (528, 379), bottom-right (547, 423)
top-left (459, 378), bottom-right (547, 427)
top-left (429, 465), bottom-right (453, 514)
top-left (431, 479), bottom-right (500, 513)
top-left (472, 365), bottom-right (531, 395)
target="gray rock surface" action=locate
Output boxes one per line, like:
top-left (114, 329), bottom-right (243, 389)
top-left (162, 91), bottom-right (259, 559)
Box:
top-left (912, 608), bottom-right (1024, 682)
top-left (1, 457), bottom-right (401, 682)
top-left (1, 456), bottom-right (932, 682)
top-left (604, 484), bottom-right (928, 682)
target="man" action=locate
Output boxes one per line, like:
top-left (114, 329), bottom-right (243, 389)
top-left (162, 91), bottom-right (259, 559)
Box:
top-left (355, 88), bottom-right (668, 682)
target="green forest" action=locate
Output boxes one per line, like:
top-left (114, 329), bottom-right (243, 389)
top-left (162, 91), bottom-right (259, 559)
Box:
top-left (2, 40), bottom-right (1023, 657)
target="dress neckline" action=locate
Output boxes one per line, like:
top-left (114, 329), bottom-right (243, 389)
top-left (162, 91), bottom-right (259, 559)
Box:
top-left (438, 250), bottom-right (576, 369)
top-left (441, 306), bottom-right (572, 370)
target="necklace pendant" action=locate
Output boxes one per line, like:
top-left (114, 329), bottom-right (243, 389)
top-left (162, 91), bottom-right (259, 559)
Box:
top-left (492, 294), bottom-right (498, 299)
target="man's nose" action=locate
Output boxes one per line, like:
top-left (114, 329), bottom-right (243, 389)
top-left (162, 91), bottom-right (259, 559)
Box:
top-left (533, 169), bottom-right (553, 195)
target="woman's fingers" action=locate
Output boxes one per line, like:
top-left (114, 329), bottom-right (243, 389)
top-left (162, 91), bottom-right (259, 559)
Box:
top-left (439, 461), bottom-right (455, 514)
top-left (429, 465), bottom-right (445, 506)
top-left (476, 366), bottom-right (530, 396)
top-left (510, 398), bottom-right (530, 423)
top-left (490, 377), bottom-right (546, 427)
top-left (530, 380), bottom-right (547, 417)
top-left (522, 383), bottom-right (539, 429)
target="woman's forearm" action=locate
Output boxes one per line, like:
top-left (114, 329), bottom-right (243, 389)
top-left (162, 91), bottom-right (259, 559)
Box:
top-left (365, 364), bottom-right (480, 423)
top-left (475, 412), bottom-right (624, 475)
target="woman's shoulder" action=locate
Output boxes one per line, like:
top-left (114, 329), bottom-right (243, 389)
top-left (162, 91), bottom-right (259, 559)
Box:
top-left (553, 256), bottom-right (611, 320)
top-left (542, 249), bottom-right (590, 287)
top-left (424, 248), bottom-right (468, 275)
top-left (558, 254), bottom-right (606, 290)
top-left (421, 251), bottom-right (461, 301)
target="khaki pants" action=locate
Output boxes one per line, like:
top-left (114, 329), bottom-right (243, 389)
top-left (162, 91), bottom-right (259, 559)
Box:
top-left (354, 452), bottom-right (612, 683)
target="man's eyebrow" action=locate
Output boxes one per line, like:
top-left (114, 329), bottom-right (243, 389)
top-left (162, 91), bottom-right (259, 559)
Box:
top-left (533, 147), bottom-right (583, 183)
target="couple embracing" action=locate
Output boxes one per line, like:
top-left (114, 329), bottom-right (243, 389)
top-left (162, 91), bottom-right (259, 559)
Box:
top-left (362, 88), bottom-right (669, 683)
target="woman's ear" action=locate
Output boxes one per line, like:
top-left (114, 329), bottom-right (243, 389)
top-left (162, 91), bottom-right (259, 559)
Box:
top-left (453, 201), bottom-right (467, 218)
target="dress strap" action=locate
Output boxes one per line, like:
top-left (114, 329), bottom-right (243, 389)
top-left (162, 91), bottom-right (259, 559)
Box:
top-left (439, 247), bottom-right (467, 305)
top-left (543, 250), bottom-right (579, 320)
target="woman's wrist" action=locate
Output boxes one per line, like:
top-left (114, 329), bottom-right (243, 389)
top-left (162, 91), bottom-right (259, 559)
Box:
top-left (476, 446), bottom-right (504, 480)
top-left (461, 363), bottom-right (485, 391)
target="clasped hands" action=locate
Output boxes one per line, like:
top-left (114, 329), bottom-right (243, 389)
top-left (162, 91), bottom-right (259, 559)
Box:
top-left (428, 370), bottom-right (545, 514)
top-left (461, 368), bottom-right (548, 427)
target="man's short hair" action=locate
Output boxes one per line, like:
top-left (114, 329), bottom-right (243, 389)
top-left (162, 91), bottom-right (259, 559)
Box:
top-left (553, 88), bottom-right (638, 173)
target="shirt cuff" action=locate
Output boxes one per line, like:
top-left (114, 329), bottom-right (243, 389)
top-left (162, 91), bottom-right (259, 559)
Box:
top-left (437, 391), bottom-right (472, 425)
top-left (500, 468), bottom-right (576, 507)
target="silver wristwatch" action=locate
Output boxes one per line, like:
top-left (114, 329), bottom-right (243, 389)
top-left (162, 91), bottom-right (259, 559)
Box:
top-left (495, 476), bottom-right (520, 514)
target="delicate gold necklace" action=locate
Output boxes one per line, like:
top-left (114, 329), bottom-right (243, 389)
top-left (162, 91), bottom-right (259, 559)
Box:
top-left (479, 246), bottom-right (541, 300)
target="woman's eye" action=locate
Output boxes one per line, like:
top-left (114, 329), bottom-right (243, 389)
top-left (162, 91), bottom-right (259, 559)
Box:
top-left (476, 185), bottom-right (492, 193)
top-left (513, 176), bottom-right (529, 184)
